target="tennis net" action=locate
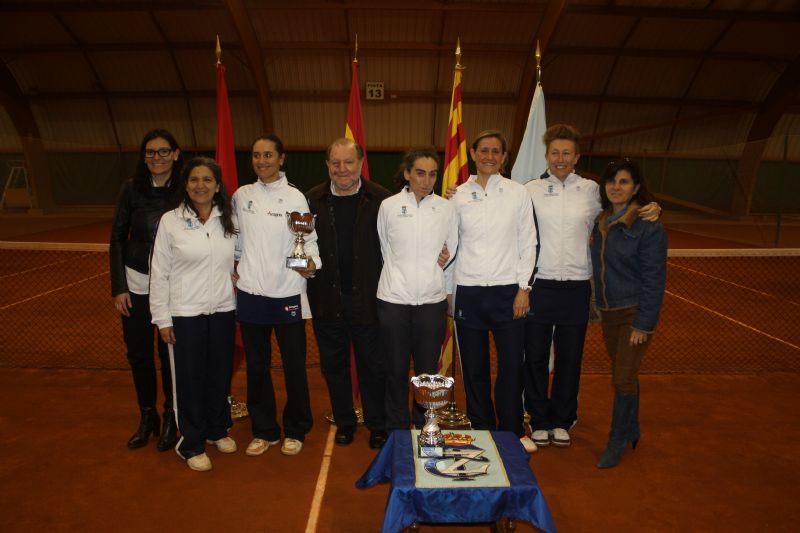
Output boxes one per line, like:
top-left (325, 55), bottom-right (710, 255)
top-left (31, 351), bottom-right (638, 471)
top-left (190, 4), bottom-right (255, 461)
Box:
top-left (1, 242), bottom-right (798, 373)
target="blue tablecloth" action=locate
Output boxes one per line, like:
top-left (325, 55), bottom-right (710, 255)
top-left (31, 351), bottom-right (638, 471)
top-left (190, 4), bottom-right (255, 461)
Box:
top-left (356, 430), bottom-right (557, 533)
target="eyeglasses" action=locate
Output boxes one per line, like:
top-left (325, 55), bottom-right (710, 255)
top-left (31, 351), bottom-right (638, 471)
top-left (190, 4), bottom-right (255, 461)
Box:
top-left (144, 148), bottom-right (173, 158)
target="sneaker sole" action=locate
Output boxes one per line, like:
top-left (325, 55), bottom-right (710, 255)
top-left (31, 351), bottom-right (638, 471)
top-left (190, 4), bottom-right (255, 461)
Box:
top-left (551, 440), bottom-right (571, 448)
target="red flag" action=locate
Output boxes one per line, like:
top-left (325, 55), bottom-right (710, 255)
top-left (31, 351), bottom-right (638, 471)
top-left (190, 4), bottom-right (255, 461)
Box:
top-left (215, 56), bottom-right (245, 370)
top-left (215, 62), bottom-right (238, 193)
top-left (438, 61), bottom-right (469, 376)
top-left (344, 60), bottom-right (370, 181)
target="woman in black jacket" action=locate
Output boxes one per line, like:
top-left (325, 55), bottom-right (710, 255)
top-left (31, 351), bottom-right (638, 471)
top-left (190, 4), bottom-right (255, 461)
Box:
top-left (110, 129), bottom-right (184, 451)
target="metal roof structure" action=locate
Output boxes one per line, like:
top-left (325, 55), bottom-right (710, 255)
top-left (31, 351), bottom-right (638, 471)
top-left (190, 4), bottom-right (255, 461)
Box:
top-left (1, 0), bottom-right (799, 213)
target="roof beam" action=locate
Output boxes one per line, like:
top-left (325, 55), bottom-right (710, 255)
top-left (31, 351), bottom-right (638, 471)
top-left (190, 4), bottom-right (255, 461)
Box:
top-left (223, 0), bottom-right (273, 134)
top-left (24, 89), bottom-right (780, 111)
top-left (732, 55), bottom-right (800, 215)
top-left (511, 0), bottom-right (567, 155)
top-left (569, 5), bottom-right (800, 22)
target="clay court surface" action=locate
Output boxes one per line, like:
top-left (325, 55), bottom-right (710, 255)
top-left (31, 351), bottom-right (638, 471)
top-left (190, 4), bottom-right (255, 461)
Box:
top-left (1, 215), bottom-right (799, 532)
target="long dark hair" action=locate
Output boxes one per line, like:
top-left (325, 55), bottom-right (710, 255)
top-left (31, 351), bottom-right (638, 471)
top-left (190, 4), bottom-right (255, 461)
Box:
top-left (392, 148), bottom-right (441, 191)
top-left (599, 158), bottom-right (653, 210)
top-left (180, 157), bottom-right (237, 237)
top-left (134, 129), bottom-right (185, 196)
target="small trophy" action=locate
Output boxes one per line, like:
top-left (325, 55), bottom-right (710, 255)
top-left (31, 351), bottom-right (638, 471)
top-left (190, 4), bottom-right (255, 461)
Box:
top-left (286, 211), bottom-right (316, 269)
top-left (411, 374), bottom-right (455, 458)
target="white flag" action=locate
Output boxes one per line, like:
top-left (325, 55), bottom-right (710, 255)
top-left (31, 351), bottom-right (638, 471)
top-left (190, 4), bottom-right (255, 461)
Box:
top-left (511, 83), bottom-right (547, 184)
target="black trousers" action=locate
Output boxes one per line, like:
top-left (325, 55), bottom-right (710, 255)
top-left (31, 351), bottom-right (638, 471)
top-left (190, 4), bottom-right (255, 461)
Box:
top-left (170, 312), bottom-right (235, 459)
top-left (241, 320), bottom-right (312, 442)
top-left (121, 292), bottom-right (172, 410)
top-left (454, 285), bottom-right (525, 437)
top-left (524, 279), bottom-right (591, 431)
top-left (313, 293), bottom-right (385, 431)
top-left (377, 299), bottom-right (448, 430)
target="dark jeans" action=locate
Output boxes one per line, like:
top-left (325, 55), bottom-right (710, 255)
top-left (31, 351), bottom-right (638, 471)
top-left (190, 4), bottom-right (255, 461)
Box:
top-left (241, 320), bottom-right (313, 442)
top-left (121, 292), bottom-right (172, 410)
top-left (313, 293), bottom-right (385, 431)
top-left (377, 299), bottom-right (448, 430)
top-left (171, 312), bottom-right (235, 459)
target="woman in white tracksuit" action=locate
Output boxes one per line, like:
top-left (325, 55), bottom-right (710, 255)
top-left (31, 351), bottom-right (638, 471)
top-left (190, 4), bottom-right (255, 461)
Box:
top-left (377, 149), bottom-right (458, 430)
top-left (150, 157), bottom-right (238, 472)
top-left (233, 134), bottom-right (321, 458)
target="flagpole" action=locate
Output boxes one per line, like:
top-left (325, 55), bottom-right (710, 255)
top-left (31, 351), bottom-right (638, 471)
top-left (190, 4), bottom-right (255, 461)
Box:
top-left (437, 38), bottom-right (471, 430)
top-left (216, 35), bottom-right (248, 420)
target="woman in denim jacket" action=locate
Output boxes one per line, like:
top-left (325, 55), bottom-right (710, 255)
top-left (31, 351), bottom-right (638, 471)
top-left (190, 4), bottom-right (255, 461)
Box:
top-left (590, 159), bottom-right (667, 469)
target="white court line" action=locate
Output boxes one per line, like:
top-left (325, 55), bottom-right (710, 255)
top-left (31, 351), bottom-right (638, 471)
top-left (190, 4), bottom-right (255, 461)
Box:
top-left (0, 271), bottom-right (108, 310)
top-left (668, 261), bottom-right (800, 307)
top-left (304, 424), bottom-right (336, 533)
top-left (0, 252), bottom-right (97, 280)
top-left (666, 290), bottom-right (800, 351)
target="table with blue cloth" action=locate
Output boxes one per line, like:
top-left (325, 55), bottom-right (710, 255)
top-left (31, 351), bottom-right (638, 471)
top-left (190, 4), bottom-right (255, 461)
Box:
top-left (356, 430), bottom-right (556, 533)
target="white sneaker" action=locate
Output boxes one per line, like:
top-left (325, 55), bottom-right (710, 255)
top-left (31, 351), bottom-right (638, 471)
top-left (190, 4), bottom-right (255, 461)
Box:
top-left (552, 428), bottom-right (571, 447)
top-left (245, 438), bottom-right (280, 457)
top-left (281, 438), bottom-right (303, 456)
top-left (531, 430), bottom-right (551, 447)
top-left (206, 437), bottom-right (237, 454)
top-left (187, 453), bottom-right (212, 472)
top-left (519, 436), bottom-right (538, 453)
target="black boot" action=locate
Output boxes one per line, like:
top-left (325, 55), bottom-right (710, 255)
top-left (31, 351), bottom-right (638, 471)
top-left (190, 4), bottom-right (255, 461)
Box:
top-left (597, 394), bottom-right (637, 469)
top-left (127, 407), bottom-right (160, 449)
top-left (156, 408), bottom-right (178, 452)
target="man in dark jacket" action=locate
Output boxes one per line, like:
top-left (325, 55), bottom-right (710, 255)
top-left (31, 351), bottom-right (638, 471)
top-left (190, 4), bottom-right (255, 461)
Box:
top-left (306, 138), bottom-right (390, 449)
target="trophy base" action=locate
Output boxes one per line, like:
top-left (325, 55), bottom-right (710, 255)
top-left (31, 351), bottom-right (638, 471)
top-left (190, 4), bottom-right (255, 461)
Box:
top-left (286, 257), bottom-right (309, 269)
top-left (418, 444), bottom-right (444, 458)
top-left (228, 395), bottom-right (249, 420)
top-left (437, 402), bottom-right (472, 429)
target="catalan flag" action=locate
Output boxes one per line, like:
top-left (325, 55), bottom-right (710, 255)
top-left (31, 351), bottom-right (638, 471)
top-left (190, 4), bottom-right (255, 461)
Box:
top-left (344, 59), bottom-right (370, 180)
top-left (438, 55), bottom-right (469, 376)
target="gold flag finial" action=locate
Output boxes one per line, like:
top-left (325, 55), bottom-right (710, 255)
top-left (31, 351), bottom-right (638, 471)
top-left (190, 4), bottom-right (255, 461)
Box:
top-left (216, 35), bottom-right (221, 65)
top-left (535, 40), bottom-right (541, 85)
top-left (455, 37), bottom-right (465, 71)
top-left (353, 33), bottom-right (358, 64)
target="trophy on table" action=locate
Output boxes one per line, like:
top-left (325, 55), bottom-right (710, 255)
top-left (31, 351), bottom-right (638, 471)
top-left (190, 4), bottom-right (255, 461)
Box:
top-left (411, 374), bottom-right (455, 458)
top-left (286, 211), bottom-right (316, 269)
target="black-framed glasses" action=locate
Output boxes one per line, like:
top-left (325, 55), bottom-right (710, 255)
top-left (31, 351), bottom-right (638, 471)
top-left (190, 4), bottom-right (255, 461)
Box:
top-left (144, 148), bottom-right (173, 158)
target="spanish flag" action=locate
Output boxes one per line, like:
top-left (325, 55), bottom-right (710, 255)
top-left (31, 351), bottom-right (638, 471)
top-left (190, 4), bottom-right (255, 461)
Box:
top-left (344, 59), bottom-right (370, 181)
top-left (438, 51), bottom-right (469, 376)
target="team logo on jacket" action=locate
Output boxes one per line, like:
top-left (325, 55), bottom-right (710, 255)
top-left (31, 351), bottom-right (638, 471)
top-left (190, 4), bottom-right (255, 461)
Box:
top-left (471, 191), bottom-right (478, 200)
top-left (398, 206), bottom-right (412, 218)
top-left (277, 197), bottom-right (284, 204)
top-left (266, 211), bottom-right (283, 218)
top-left (284, 304), bottom-right (300, 317)
top-left (244, 200), bottom-right (256, 214)
top-left (547, 184), bottom-right (553, 194)
top-left (499, 186), bottom-right (504, 193)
